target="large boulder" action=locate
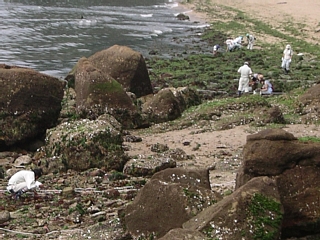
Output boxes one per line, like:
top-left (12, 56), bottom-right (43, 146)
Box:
top-left (183, 176), bottom-right (283, 240)
top-left (169, 87), bottom-right (202, 112)
top-left (236, 128), bottom-right (320, 186)
top-left (124, 168), bottom-right (220, 239)
top-left (66, 45), bottom-right (153, 98)
top-left (277, 165), bottom-right (320, 238)
top-left (74, 57), bottom-right (141, 128)
top-left (84, 45), bottom-right (152, 98)
top-left (236, 128), bottom-right (320, 238)
top-left (138, 86), bottom-right (201, 124)
top-left (141, 88), bottom-right (182, 124)
top-left (44, 115), bottom-right (128, 172)
top-left (0, 64), bottom-right (64, 148)
top-left (255, 106), bottom-right (286, 125)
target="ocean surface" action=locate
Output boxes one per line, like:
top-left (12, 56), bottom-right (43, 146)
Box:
top-left (0, 0), bottom-right (209, 78)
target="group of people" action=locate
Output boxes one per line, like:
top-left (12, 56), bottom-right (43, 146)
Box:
top-left (225, 36), bottom-right (243, 52)
top-left (237, 61), bottom-right (273, 97)
top-left (212, 32), bottom-right (294, 96)
top-left (221, 33), bottom-right (255, 53)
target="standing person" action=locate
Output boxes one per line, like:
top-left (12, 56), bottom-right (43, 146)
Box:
top-left (281, 44), bottom-right (293, 74)
top-left (237, 61), bottom-right (252, 96)
top-left (246, 33), bottom-right (255, 50)
top-left (7, 168), bottom-right (43, 199)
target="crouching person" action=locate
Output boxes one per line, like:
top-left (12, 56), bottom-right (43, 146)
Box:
top-left (7, 168), bottom-right (43, 200)
top-left (260, 79), bottom-right (273, 95)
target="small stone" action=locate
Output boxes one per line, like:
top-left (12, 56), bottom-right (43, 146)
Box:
top-left (61, 187), bottom-right (75, 197)
top-left (0, 210), bottom-right (10, 223)
top-left (14, 155), bottom-right (32, 166)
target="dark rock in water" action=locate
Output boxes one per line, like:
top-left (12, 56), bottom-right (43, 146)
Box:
top-left (176, 13), bottom-right (190, 21)
top-left (149, 49), bottom-right (159, 55)
top-left (0, 64), bottom-right (64, 149)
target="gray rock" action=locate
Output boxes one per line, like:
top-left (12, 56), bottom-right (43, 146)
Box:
top-left (123, 157), bottom-right (176, 177)
top-left (14, 155), bottom-right (32, 166)
top-left (0, 210), bottom-right (10, 223)
top-left (61, 187), bottom-right (75, 197)
top-left (45, 117), bottom-right (128, 172)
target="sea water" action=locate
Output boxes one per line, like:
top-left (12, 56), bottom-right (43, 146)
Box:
top-left (0, 0), bottom-right (209, 78)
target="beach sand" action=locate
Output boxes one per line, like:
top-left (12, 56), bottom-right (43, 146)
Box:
top-left (180, 0), bottom-right (320, 44)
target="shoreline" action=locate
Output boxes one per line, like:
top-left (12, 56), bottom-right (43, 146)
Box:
top-left (176, 0), bottom-right (320, 45)
top-left (175, 1), bottom-right (210, 24)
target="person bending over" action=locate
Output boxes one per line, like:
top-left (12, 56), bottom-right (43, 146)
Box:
top-left (7, 168), bottom-right (43, 199)
top-left (260, 79), bottom-right (273, 95)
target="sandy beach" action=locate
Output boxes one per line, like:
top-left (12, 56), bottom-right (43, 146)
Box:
top-left (181, 0), bottom-right (320, 44)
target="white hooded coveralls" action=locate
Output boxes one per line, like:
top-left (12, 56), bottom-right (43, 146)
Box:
top-left (7, 170), bottom-right (42, 193)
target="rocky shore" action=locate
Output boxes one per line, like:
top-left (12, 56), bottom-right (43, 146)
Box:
top-left (1, 0), bottom-right (320, 239)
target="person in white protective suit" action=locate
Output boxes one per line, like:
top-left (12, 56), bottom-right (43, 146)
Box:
top-left (281, 44), bottom-right (293, 74)
top-left (237, 61), bottom-right (252, 96)
top-left (7, 169), bottom-right (43, 199)
top-left (225, 38), bottom-right (234, 52)
top-left (213, 44), bottom-right (221, 55)
top-left (233, 36), bottom-right (243, 50)
top-left (246, 33), bottom-right (255, 50)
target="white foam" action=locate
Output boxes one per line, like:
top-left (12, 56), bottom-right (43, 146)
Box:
top-left (191, 24), bottom-right (211, 29)
top-left (79, 19), bottom-right (98, 26)
top-left (165, 3), bottom-right (179, 8)
top-left (182, 10), bottom-right (193, 15)
top-left (153, 30), bottom-right (163, 35)
top-left (124, 33), bottom-right (152, 39)
top-left (140, 14), bottom-right (153, 18)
